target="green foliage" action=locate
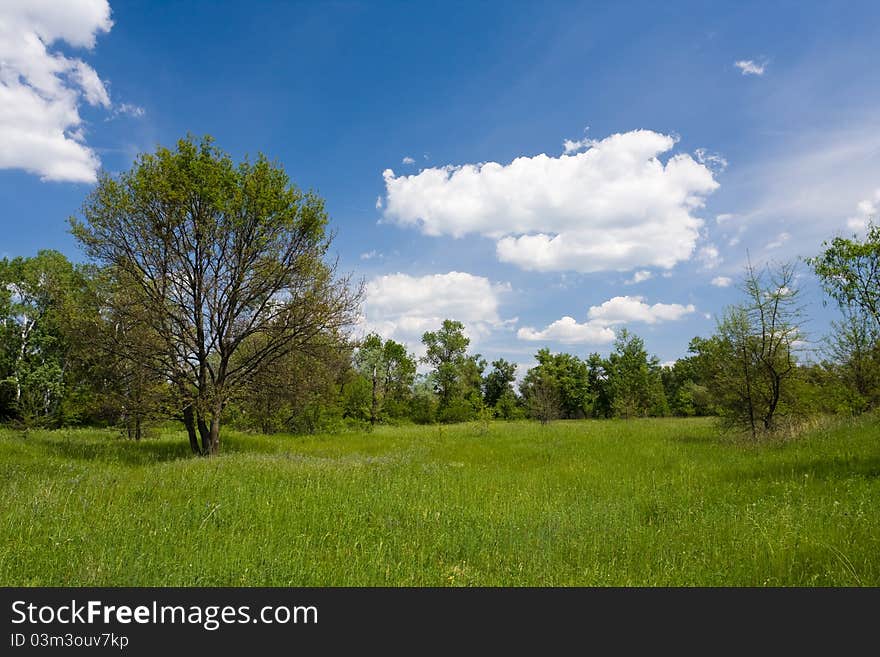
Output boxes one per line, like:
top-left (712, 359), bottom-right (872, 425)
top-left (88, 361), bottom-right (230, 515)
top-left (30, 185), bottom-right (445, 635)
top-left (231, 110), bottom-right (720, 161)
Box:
top-left (0, 251), bottom-right (96, 427)
top-left (352, 333), bottom-right (417, 425)
top-left (409, 375), bottom-right (439, 424)
top-left (807, 222), bottom-right (880, 330)
top-left (660, 338), bottom-right (717, 417)
top-left (606, 329), bottom-right (668, 418)
top-left (421, 320), bottom-right (485, 422)
top-left (483, 358), bottom-right (517, 408)
top-left (520, 349), bottom-right (590, 420)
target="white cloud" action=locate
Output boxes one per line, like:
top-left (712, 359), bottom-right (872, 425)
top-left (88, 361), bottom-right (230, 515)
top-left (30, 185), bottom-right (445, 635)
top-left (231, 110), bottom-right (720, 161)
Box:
top-left (711, 276), bottom-right (733, 288)
top-left (518, 295), bottom-right (695, 345)
top-left (562, 137), bottom-right (593, 154)
top-left (359, 271), bottom-right (510, 354)
top-left (847, 189), bottom-right (880, 232)
top-left (375, 195), bottom-right (383, 209)
top-left (694, 148), bottom-right (728, 172)
top-left (381, 130), bottom-right (720, 273)
top-left (697, 244), bottom-right (722, 269)
top-left (517, 317), bottom-right (615, 345)
top-left (360, 250), bottom-right (381, 260)
top-left (586, 295), bottom-right (696, 325)
top-left (765, 231), bottom-right (790, 249)
top-left (735, 59), bottom-right (766, 76)
top-left (0, 0), bottom-right (116, 182)
top-left (112, 102), bottom-right (145, 119)
top-left (716, 213), bottom-right (736, 224)
top-left (625, 270), bottom-right (653, 284)
top-left (402, 156), bottom-right (415, 165)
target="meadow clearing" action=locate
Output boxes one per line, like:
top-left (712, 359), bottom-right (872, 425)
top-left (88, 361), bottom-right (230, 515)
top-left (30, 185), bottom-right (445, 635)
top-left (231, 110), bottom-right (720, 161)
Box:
top-left (0, 417), bottom-right (877, 586)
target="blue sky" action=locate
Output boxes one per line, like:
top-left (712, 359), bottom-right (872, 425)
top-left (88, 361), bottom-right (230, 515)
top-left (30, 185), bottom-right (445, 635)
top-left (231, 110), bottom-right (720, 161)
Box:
top-left (2, 1), bottom-right (880, 373)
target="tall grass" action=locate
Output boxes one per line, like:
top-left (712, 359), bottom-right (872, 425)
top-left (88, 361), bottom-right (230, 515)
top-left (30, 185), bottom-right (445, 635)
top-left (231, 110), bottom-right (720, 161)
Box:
top-left (0, 417), bottom-right (877, 585)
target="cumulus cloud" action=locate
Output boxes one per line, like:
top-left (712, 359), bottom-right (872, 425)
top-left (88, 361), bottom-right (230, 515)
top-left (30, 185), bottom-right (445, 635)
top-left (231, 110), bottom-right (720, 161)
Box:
top-left (625, 270), bottom-right (653, 284)
top-left (586, 295), bottom-right (695, 325)
top-left (847, 189), bottom-right (880, 232)
top-left (518, 295), bottom-right (695, 345)
top-left (562, 137), bottom-right (593, 154)
top-left (359, 271), bottom-right (511, 354)
top-left (517, 317), bottom-right (615, 345)
top-left (735, 59), bottom-right (766, 76)
top-left (380, 130), bottom-right (720, 273)
top-left (402, 156), bottom-right (415, 165)
top-left (711, 276), bottom-right (733, 288)
top-left (375, 195), bottom-right (383, 209)
top-left (0, 0), bottom-right (121, 182)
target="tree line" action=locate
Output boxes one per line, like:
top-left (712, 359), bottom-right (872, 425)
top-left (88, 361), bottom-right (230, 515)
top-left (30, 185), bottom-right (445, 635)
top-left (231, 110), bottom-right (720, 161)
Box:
top-left (1, 136), bottom-right (878, 451)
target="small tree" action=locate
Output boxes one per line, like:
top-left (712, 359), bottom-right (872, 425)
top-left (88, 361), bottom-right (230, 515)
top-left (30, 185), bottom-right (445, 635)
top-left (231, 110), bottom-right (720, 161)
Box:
top-left (708, 260), bottom-right (805, 437)
top-left (524, 371), bottom-right (561, 425)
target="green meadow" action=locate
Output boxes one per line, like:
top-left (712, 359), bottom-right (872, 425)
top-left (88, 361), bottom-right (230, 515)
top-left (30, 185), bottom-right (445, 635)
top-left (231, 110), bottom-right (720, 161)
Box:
top-left (1, 417), bottom-right (878, 586)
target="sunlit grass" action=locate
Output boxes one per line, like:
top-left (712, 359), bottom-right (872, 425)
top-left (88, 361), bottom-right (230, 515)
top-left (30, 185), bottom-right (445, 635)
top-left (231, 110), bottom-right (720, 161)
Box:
top-left (0, 417), bottom-right (877, 585)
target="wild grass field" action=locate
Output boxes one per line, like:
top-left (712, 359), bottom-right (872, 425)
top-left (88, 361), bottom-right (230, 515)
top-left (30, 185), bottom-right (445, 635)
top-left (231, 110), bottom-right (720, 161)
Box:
top-left (0, 417), bottom-right (878, 586)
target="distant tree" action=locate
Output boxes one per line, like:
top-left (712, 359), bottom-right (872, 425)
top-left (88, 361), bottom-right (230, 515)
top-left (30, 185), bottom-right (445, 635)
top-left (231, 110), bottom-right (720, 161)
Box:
top-left (380, 338), bottom-right (417, 419)
top-left (409, 373), bottom-right (439, 424)
top-left (523, 370), bottom-right (561, 425)
top-left (586, 352), bottom-right (612, 418)
top-left (0, 251), bottom-right (91, 426)
top-left (71, 135), bottom-right (361, 454)
top-left (483, 358), bottom-right (517, 408)
top-left (422, 320), bottom-right (470, 409)
top-left (821, 307), bottom-right (880, 413)
top-left (483, 358), bottom-right (521, 418)
top-left (353, 333), bottom-right (416, 425)
top-left (520, 349), bottom-right (591, 419)
top-left (605, 329), bottom-right (668, 418)
top-left (421, 320), bottom-right (484, 422)
top-left (660, 340), bottom-right (715, 417)
top-left (238, 332), bottom-right (353, 434)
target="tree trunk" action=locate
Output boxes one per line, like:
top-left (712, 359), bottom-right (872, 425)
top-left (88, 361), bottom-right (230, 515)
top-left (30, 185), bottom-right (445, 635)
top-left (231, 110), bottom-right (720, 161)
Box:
top-left (370, 367), bottom-right (379, 426)
top-left (208, 413), bottom-right (221, 455)
top-left (182, 405), bottom-right (201, 454)
top-left (197, 415), bottom-right (211, 454)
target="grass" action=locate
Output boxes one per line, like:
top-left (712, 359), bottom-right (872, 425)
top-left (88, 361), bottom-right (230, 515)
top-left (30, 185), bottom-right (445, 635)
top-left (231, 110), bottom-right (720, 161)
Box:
top-left (0, 416), bottom-right (878, 586)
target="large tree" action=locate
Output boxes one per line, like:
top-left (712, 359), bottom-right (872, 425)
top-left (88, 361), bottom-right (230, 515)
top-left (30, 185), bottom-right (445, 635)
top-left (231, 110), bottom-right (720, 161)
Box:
top-left (71, 135), bottom-right (360, 454)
